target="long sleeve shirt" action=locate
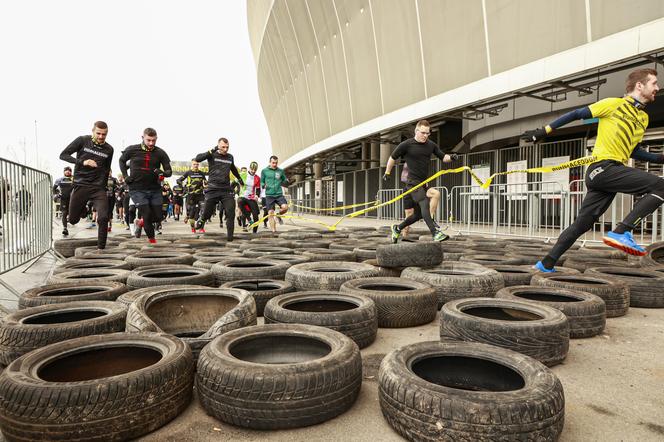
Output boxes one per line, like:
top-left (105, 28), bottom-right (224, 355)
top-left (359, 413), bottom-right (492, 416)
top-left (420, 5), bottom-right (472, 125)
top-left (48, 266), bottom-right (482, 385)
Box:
top-left (194, 148), bottom-right (240, 191)
top-left (118, 144), bottom-right (172, 191)
top-left (53, 176), bottom-right (74, 199)
top-left (260, 167), bottom-right (289, 197)
top-left (59, 136), bottom-right (114, 189)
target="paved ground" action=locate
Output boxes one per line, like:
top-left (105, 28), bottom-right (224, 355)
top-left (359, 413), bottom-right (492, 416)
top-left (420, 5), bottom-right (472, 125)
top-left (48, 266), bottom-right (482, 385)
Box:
top-left (0, 215), bottom-right (663, 441)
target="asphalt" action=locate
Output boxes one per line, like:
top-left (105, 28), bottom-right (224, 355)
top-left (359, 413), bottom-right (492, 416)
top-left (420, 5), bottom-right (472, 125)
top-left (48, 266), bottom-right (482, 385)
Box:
top-left (0, 215), bottom-right (663, 442)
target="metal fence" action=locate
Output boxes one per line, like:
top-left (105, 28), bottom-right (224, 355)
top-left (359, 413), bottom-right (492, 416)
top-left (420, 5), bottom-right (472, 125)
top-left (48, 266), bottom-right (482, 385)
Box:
top-left (0, 158), bottom-right (53, 296)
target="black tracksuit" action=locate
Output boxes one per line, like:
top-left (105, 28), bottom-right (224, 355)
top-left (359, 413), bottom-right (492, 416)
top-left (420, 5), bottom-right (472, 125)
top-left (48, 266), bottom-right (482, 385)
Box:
top-left (177, 170), bottom-right (207, 224)
top-left (59, 136), bottom-right (114, 248)
top-left (53, 175), bottom-right (74, 227)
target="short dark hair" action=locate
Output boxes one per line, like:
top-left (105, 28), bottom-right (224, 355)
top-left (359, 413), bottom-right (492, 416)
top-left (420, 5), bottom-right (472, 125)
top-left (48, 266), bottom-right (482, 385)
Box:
top-left (626, 68), bottom-right (657, 93)
top-left (143, 127), bottom-right (157, 137)
top-left (218, 137), bottom-right (229, 144)
top-left (269, 155), bottom-right (278, 161)
top-left (93, 121), bottom-right (108, 130)
top-left (416, 119), bottom-right (430, 128)
top-left (64, 166), bottom-right (72, 171)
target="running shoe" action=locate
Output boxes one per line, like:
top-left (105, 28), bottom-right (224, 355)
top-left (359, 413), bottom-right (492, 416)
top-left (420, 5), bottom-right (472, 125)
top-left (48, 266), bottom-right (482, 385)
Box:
top-left (433, 230), bottom-right (449, 242)
top-left (134, 218), bottom-right (143, 238)
top-left (602, 231), bottom-right (647, 256)
top-left (194, 219), bottom-right (204, 230)
top-left (533, 261), bottom-right (556, 273)
top-left (242, 226), bottom-right (248, 232)
top-left (197, 228), bottom-right (206, 233)
top-left (390, 225), bottom-right (402, 244)
top-left (191, 227), bottom-right (196, 233)
top-left (148, 238), bottom-right (157, 244)
top-left (62, 228), bottom-right (68, 237)
top-left (125, 226), bottom-right (130, 231)
top-left (107, 225), bottom-right (112, 233)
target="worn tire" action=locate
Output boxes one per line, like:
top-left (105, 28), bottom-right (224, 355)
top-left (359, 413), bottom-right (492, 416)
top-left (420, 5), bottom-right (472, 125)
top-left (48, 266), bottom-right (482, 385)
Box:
top-left (585, 266), bottom-right (664, 308)
top-left (440, 297), bottom-right (570, 366)
top-left (126, 287), bottom-right (256, 362)
top-left (460, 254), bottom-right (526, 266)
top-left (496, 285), bottom-right (606, 338)
top-left (220, 279), bottom-right (295, 316)
top-left (640, 241), bottom-right (664, 267)
top-left (362, 259), bottom-right (403, 277)
top-left (53, 238), bottom-right (102, 258)
top-left (53, 258), bottom-right (130, 274)
top-left (242, 247), bottom-right (294, 258)
top-left (562, 256), bottom-right (631, 272)
top-left (532, 273), bottom-right (630, 318)
top-left (402, 262), bottom-right (504, 308)
top-left (196, 324), bottom-right (362, 429)
top-left (0, 301), bottom-right (127, 365)
top-left (0, 332), bottom-right (193, 442)
top-left (125, 251), bottom-right (195, 269)
top-left (47, 269), bottom-right (131, 285)
top-left (353, 245), bottom-right (379, 260)
top-left (378, 341), bottom-right (564, 442)
top-left (340, 277), bottom-right (437, 327)
top-left (126, 266), bottom-right (215, 289)
top-left (18, 282), bottom-right (128, 309)
top-left (376, 242), bottom-right (443, 268)
top-left (285, 261), bottom-right (380, 291)
top-left (264, 291), bottom-right (377, 348)
top-left (300, 248), bottom-right (356, 262)
top-left (211, 258), bottom-right (291, 284)
top-left (260, 254), bottom-right (311, 265)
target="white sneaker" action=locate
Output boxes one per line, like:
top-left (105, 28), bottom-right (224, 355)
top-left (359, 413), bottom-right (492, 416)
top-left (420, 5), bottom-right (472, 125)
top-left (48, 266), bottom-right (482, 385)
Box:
top-left (129, 223), bottom-right (136, 236)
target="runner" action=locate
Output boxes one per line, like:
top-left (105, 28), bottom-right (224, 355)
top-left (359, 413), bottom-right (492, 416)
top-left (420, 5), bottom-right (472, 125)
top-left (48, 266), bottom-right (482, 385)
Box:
top-left (400, 164), bottom-right (441, 238)
top-left (193, 137), bottom-right (243, 239)
top-left (177, 160), bottom-right (207, 232)
top-left (157, 182), bottom-right (172, 234)
top-left (105, 170), bottom-right (118, 233)
top-left (118, 127), bottom-right (172, 243)
top-left (115, 174), bottom-right (127, 227)
top-left (261, 155), bottom-right (289, 233)
top-left (237, 161), bottom-right (261, 233)
top-left (172, 181), bottom-right (184, 221)
top-left (58, 121), bottom-right (114, 249)
top-left (383, 120), bottom-right (456, 243)
top-left (52, 166), bottom-right (74, 236)
top-left (523, 68), bottom-right (663, 272)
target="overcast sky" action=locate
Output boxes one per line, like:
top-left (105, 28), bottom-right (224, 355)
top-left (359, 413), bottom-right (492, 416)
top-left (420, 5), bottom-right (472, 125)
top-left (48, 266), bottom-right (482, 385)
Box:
top-left (0, 0), bottom-right (272, 181)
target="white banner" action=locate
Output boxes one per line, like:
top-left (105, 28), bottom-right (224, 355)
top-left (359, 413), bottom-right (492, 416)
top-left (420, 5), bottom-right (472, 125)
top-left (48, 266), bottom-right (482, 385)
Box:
top-left (337, 181), bottom-right (344, 202)
top-left (506, 160), bottom-right (528, 201)
top-left (471, 166), bottom-right (490, 200)
top-left (542, 156), bottom-right (569, 199)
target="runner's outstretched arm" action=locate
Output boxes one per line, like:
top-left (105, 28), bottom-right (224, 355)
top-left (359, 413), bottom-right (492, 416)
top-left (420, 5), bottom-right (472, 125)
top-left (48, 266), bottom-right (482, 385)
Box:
top-left (631, 145), bottom-right (664, 163)
top-left (521, 106), bottom-right (593, 143)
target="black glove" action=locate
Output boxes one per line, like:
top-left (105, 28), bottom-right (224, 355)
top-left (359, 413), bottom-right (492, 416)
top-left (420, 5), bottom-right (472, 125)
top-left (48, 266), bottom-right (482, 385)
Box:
top-left (153, 169), bottom-right (165, 181)
top-left (382, 173), bottom-right (390, 182)
top-left (521, 127), bottom-right (547, 143)
top-left (124, 175), bottom-right (134, 184)
top-left (449, 153), bottom-right (459, 161)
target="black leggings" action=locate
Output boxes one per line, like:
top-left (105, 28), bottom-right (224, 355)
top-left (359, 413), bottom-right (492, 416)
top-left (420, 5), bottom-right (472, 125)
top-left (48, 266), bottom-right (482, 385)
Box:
top-left (107, 197), bottom-right (115, 221)
top-left (238, 198), bottom-right (260, 233)
top-left (61, 198), bottom-right (69, 227)
top-left (68, 186), bottom-right (109, 249)
top-left (136, 204), bottom-right (162, 239)
top-left (201, 190), bottom-right (236, 239)
top-left (398, 185), bottom-right (439, 234)
top-left (545, 161), bottom-right (664, 266)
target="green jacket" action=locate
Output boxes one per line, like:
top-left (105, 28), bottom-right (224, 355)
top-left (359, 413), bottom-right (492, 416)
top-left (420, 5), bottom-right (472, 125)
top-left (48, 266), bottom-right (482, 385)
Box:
top-left (260, 167), bottom-right (288, 197)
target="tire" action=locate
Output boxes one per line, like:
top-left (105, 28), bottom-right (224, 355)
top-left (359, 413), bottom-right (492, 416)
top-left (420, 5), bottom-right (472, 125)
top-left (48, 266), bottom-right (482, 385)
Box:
top-left (585, 266), bottom-right (664, 308)
top-left (193, 250), bottom-right (243, 263)
top-left (196, 324), bottom-right (361, 429)
top-left (329, 240), bottom-right (372, 251)
top-left (53, 258), bottom-right (130, 274)
top-left (480, 264), bottom-right (538, 286)
top-left (47, 269), bottom-right (131, 285)
top-left (0, 332), bottom-right (193, 441)
top-left (211, 258), bottom-right (291, 284)
top-left (0, 301), bottom-right (127, 365)
top-left (53, 238), bottom-right (99, 258)
top-left (264, 291), bottom-right (377, 348)
top-left (260, 254), bottom-right (312, 265)
top-left (220, 279), bottom-right (295, 316)
top-left (640, 241), bottom-right (664, 267)
top-left (126, 266), bottom-right (215, 289)
top-left (285, 261), bottom-right (381, 291)
top-left (126, 287), bottom-right (257, 362)
top-left (125, 251), bottom-right (195, 269)
top-left (362, 259), bottom-right (403, 277)
top-left (562, 256), bottom-right (631, 272)
top-left (352, 245), bottom-right (379, 260)
top-left (115, 284), bottom-right (202, 308)
top-left (74, 246), bottom-right (129, 257)
top-left (339, 277), bottom-right (437, 327)
top-left (376, 242), bottom-right (443, 268)
top-left (290, 239), bottom-right (334, 249)
top-left (242, 246), bottom-right (294, 258)
top-left (378, 341), bottom-right (565, 442)
top-left (496, 285), bottom-right (606, 338)
top-left (532, 273), bottom-right (630, 318)
top-left (460, 254), bottom-right (526, 266)
top-left (402, 262), bottom-right (504, 308)
top-left (18, 282), bottom-right (128, 309)
top-left (440, 297), bottom-right (570, 366)
top-left (279, 232), bottom-right (322, 240)
top-left (301, 248), bottom-right (356, 262)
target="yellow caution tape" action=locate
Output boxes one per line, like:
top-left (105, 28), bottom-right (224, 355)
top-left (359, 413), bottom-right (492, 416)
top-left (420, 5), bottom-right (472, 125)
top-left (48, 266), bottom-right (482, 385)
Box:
top-left (290, 200), bottom-right (380, 211)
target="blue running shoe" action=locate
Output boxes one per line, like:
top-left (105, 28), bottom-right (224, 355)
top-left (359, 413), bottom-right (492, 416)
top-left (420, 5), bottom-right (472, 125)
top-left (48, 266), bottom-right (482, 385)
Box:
top-left (534, 261), bottom-right (556, 273)
top-left (602, 231), bottom-right (646, 256)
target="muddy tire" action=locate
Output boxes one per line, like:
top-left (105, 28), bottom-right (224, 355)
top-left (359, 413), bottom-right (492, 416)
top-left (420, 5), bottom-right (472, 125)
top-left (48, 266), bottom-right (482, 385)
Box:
top-left (242, 246), bottom-right (294, 258)
top-left (340, 277), bottom-right (437, 328)
top-left (211, 258), bottom-right (290, 284)
top-left (260, 254), bottom-right (311, 265)
top-left (300, 248), bottom-right (356, 262)
top-left (125, 251), bottom-right (194, 269)
top-left (285, 261), bottom-right (380, 291)
top-left (220, 279), bottom-right (295, 316)
top-left (353, 245), bottom-right (379, 261)
top-left (362, 259), bottom-right (403, 277)
top-left (196, 324), bottom-right (362, 429)
top-left (47, 269), bottom-right (131, 285)
top-left (460, 254), bottom-right (526, 266)
top-left (53, 259), bottom-right (131, 274)
top-left (440, 297), bottom-right (570, 366)
top-left (126, 266), bottom-right (215, 289)
top-left (126, 287), bottom-right (256, 362)
top-left (0, 332), bottom-right (193, 441)
top-left (53, 238), bottom-right (101, 258)
top-left (402, 262), bottom-right (504, 308)
top-left (496, 286), bottom-right (606, 338)
top-left (264, 291), bottom-right (377, 348)
top-left (562, 256), bottom-right (631, 272)
top-left (585, 266), bottom-right (664, 308)
top-left (0, 301), bottom-right (127, 365)
top-left (378, 341), bottom-right (564, 441)
top-left (532, 273), bottom-right (630, 318)
top-left (376, 242), bottom-right (443, 268)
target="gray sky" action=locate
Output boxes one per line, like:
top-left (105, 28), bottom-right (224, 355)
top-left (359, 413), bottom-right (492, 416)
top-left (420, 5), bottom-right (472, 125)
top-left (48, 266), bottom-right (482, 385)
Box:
top-left (0, 0), bottom-right (271, 181)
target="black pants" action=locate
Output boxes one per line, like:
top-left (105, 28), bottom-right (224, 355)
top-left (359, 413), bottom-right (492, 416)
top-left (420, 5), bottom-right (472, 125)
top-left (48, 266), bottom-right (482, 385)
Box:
top-left (261, 197), bottom-right (269, 226)
top-left (201, 189), bottom-right (236, 239)
top-left (546, 161), bottom-right (664, 265)
top-left (398, 183), bottom-right (439, 234)
top-left (61, 198), bottom-right (70, 227)
top-left (238, 197), bottom-right (260, 233)
top-left (107, 197), bottom-right (115, 221)
top-left (68, 186), bottom-right (109, 249)
top-left (186, 194), bottom-right (204, 223)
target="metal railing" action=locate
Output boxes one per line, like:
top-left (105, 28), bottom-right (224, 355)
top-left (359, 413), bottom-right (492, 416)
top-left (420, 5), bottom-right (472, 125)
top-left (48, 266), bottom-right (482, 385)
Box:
top-left (0, 158), bottom-right (54, 297)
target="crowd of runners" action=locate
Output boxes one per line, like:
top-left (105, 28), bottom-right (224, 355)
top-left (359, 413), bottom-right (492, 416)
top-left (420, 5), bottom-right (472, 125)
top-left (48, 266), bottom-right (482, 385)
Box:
top-left (52, 68), bottom-right (664, 270)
